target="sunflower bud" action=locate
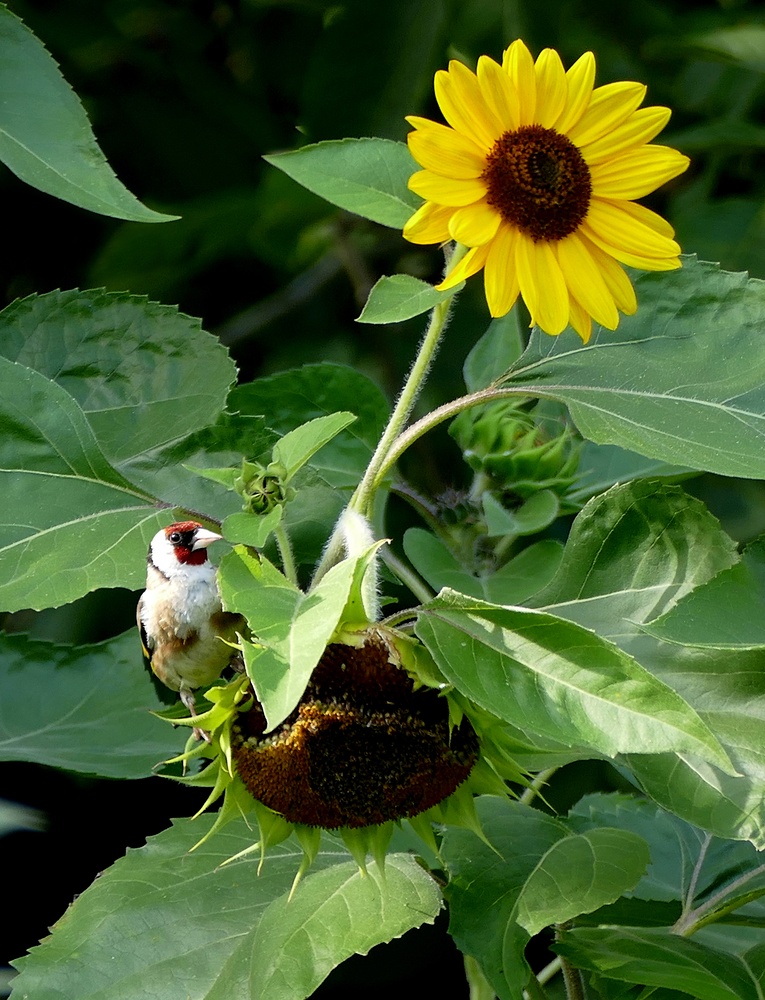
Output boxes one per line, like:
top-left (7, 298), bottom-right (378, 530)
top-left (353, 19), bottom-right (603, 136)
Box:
top-left (450, 401), bottom-right (580, 500)
top-left (235, 459), bottom-right (294, 514)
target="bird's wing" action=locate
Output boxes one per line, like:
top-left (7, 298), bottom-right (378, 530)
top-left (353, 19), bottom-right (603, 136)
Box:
top-left (136, 595), bottom-right (153, 663)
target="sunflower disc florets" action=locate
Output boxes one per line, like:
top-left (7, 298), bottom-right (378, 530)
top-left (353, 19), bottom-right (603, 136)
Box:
top-left (231, 635), bottom-right (478, 828)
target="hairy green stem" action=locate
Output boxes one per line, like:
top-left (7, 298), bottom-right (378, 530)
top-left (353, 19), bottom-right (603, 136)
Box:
top-left (370, 386), bottom-right (534, 493)
top-left (311, 244), bottom-right (465, 587)
top-left (555, 932), bottom-right (586, 1000)
top-left (274, 523), bottom-right (297, 585)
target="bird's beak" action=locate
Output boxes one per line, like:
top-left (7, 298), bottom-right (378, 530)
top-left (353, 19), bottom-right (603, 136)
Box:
top-left (191, 528), bottom-right (223, 550)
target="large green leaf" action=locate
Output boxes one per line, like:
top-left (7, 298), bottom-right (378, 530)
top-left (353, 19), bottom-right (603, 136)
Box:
top-left (0, 7), bottom-right (174, 222)
top-left (0, 289), bottom-right (237, 465)
top-left (569, 441), bottom-right (693, 505)
top-left (556, 926), bottom-right (763, 1000)
top-left (442, 797), bottom-right (570, 1000)
top-left (569, 793), bottom-right (765, 921)
top-left (645, 538), bottom-right (765, 649)
top-left (415, 590), bottom-right (732, 770)
top-left (530, 480), bottom-right (739, 647)
top-left (504, 258), bottom-right (765, 478)
top-left (264, 139), bottom-right (420, 228)
top-left (528, 482), bottom-right (765, 846)
top-left (516, 828), bottom-right (650, 936)
top-left (0, 358), bottom-right (164, 611)
top-left (10, 817), bottom-right (441, 1000)
top-left (218, 548), bottom-right (361, 730)
top-left (0, 630), bottom-right (183, 777)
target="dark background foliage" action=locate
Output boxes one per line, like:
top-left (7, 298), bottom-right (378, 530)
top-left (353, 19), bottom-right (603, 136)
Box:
top-left (2, 0), bottom-right (765, 994)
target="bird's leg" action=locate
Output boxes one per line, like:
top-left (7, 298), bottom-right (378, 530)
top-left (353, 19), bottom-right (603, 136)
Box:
top-left (180, 685), bottom-right (211, 743)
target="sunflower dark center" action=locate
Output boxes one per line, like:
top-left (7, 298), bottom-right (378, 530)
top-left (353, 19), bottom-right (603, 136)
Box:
top-left (230, 639), bottom-right (478, 828)
top-left (482, 124), bottom-right (591, 242)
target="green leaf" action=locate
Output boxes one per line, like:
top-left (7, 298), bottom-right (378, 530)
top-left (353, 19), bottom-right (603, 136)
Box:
top-left (516, 828), bottom-right (650, 936)
top-left (504, 258), bottom-right (765, 478)
top-left (357, 274), bottom-right (460, 324)
top-left (10, 817), bottom-right (441, 1000)
top-left (0, 7), bottom-right (175, 222)
top-left (231, 364), bottom-right (388, 489)
top-left (0, 631), bottom-right (184, 776)
top-left (569, 441), bottom-right (693, 505)
top-left (556, 926), bottom-right (762, 1000)
top-left (415, 590), bottom-right (733, 770)
top-left (442, 797), bottom-right (570, 1000)
top-left (264, 138), bottom-right (420, 228)
top-left (569, 793), bottom-right (765, 919)
top-left (273, 412), bottom-right (357, 482)
top-left (0, 358), bottom-right (165, 612)
top-left (483, 490), bottom-right (560, 537)
top-left (218, 548), bottom-right (360, 730)
top-left (530, 480), bottom-right (739, 646)
top-left (463, 309), bottom-right (527, 393)
top-left (527, 482), bottom-right (765, 846)
top-left (402, 529), bottom-right (563, 604)
top-left (0, 289), bottom-right (237, 465)
top-left (223, 508), bottom-right (284, 548)
top-left (645, 538), bottom-right (765, 649)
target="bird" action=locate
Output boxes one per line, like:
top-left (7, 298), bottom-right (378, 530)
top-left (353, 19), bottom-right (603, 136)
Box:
top-left (137, 520), bottom-right (245, 739)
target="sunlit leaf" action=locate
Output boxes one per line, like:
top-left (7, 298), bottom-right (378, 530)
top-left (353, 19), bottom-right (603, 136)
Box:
top-left (357, 274), bottom-right (460, 324)
top-left (264, 138), bottom-right (420, 228)
top-left (505, 258), bottom-right (765, 478)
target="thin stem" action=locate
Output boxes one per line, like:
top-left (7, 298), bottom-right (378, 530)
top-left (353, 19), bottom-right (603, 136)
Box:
top-left (380, 546), bottom-right (434, 604)
top-left (370, 387), bottom-right (535, 493)
top-left (682, 834), bottom-right (712, 915)
top-left (673, 862), bottom-right (765, 936)
top-left (523, 972), bottom-right (551, 1000)
top-left (519, 767), bottom-right (558, 807)
top-left (274, 523), bottom-right (297, 586)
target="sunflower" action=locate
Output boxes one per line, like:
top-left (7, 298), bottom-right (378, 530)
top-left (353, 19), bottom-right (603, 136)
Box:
top-left (403, 40), bottom-right (690, 341)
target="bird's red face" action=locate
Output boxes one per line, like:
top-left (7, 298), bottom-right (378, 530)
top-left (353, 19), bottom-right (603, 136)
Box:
top-left (163, 521), bottom-right (222, 566)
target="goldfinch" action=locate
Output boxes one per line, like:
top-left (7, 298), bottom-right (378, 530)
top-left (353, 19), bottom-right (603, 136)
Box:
top-left (137, 521), bottom-right (244, 737)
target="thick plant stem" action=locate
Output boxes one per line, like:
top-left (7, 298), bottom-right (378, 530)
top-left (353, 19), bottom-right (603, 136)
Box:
top-left (556, 928), bottom-right (586, 1000)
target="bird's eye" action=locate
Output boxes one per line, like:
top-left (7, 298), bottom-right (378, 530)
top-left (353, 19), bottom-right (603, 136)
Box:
top-left (169, 531), bottom-right (182, 544)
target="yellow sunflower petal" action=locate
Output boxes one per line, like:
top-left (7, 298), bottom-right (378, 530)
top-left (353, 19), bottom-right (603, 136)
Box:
top-left (616, 199), bottom-right (677, 238)
top-left (403, 201), bottom-right (454, 244)
top-left (567, 81), bottom-right (646, 147)
top-left (590, 145), bottom-right (690, 199)
top-left (555, 233), bottom-right (619, 330)
top-left (568, 295), bottom-right (593, 343)
top-left (437, 243), bottom-right (491, 291)
top-left (534, 48), bottom-right (567, 127)
top-left (408, 169), bottom-right (488, 207)
top-left (503, 39), bottom-right (536, 125)
top-left (553, 50), bottom-right (596, 133)
top-left (435, 61), bottom-right (502, 151)
top-left (585, 198), bottom-right (681, 259)
top-left (517, 236), bottom-right (569, 335)
top-left (578, 233), bottom-right (637, 314)
top-left (448, 201), bottom-right (501, 246)
top-left (484, 224), bottom-right (521, 317)
top-left (476, 55), bottom-right (520, 131)
top-left (407, 120), bottom-right (487, 179)
top-left (582, 106), bottom-right (672, 164)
